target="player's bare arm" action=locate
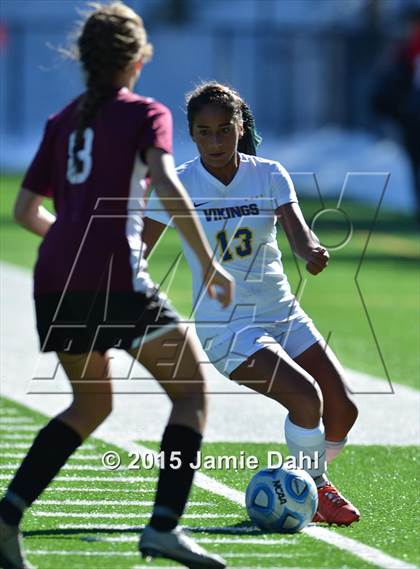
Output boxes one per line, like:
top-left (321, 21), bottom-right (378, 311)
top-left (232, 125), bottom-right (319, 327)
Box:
top-left (276, 202), bottom-right (329, 276)
top-left (145, 147), bottom-right (235, 307)
top-left (13, 188), bottom-right (56, 237)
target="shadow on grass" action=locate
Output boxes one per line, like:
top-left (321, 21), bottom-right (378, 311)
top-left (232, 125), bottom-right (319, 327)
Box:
top-left (24, 520), bottom-right (272, 539)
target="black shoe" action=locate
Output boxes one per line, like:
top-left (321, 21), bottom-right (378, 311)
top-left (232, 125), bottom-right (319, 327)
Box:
top-left (0, 517), bottom-right (36, 569)
top-left (139, 525), bottom-right (226, 569)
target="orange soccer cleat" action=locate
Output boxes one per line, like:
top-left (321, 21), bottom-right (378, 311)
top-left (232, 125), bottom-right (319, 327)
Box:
top-left (312, 483), bottom-right (360, 526)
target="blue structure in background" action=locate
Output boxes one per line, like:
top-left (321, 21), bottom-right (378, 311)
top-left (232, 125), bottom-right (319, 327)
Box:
top-left (1, 0), bottom-right (411, 143)
top-left (1, 0), bottom-right (419, 214)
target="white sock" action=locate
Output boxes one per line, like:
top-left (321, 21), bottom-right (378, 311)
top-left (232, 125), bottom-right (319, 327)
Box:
top-left (325, 437), bottom-right (347, 463)
top-left (284, 414), bottom-right (326, 479)
top-left (313, 473), bottom-right (329, 488)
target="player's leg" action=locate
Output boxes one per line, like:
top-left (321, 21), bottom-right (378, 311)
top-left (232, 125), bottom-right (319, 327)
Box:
top-left (230, 344), bottom-right (327, 481)
top-left (284, 325), bottom-right (360, 525)
top-left (294, 342), bottom-right (358, 454)
top-left (131, 325), bottom-right (206, 532)
top-left (0, 351), bottom-right (112, 569)
top-left (230, 339), bottom-right (359, 526)
top-left (128, 323), bottom-right (225, 568)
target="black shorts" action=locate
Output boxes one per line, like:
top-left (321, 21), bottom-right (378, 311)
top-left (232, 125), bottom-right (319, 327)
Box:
top-left (35, 288), bottom-right (180, 354)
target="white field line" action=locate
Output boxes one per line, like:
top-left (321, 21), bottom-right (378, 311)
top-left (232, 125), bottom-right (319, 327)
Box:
top-left (0, 464), bottom-right (136, 472)
top-left (0, 417), bottom-right (34, 424)
top-left (89, 535), bottom-right (298, 545)
top-left (37, 499), bottom-right (212, 507)
top-left (34, 511), bottom-right (240, 519)
top-left (0, 442), bottom-right (96, 452)
top-left (31, 442), bottom-right (242, 503)
top-left (0, 454), bottom-right (26, 459)
top-left (224, 553), bottom-right (299, 558)
top-left (0, 475), bottom-right (156, 482)
top-left (0, 436), bottom-right (95, 449)
top-left (27, 550), bottom-right (140, 557)
top-left (1, 434), bottom-right (38, 440)
top-left (304, 526), bottom-right (418, 569)
top-left (0, 453), bottom-right (101, 461)
top-left (0, 426), bottom-right (40, 431)
top-left (108, 440), bottom-right (419, 569)
top-left (46, 487), bottom-right (157, 493)
top-left (0, 444), bottom-right (33, 449)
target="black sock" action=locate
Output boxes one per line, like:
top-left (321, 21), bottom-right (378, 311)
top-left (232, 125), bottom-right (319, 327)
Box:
top-left (150, 424), bottom-right (202, 532)
top-left (0, 492), bottom-right (26, 526)
top-left (0, 418), bottom-right (82, 525)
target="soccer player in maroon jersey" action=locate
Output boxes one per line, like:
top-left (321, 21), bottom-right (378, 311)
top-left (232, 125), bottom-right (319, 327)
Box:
top-left (0, 4), bottom-right (232, 568)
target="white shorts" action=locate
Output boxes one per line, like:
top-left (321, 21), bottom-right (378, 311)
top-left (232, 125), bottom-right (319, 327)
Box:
top-left (196, 317), bottom-right (323, 377)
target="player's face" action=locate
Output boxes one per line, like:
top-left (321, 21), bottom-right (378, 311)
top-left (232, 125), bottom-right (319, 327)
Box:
top-left (191, 105), bottom-right (243, 172)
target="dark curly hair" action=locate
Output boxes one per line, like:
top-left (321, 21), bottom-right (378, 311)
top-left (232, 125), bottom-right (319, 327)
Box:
top-left (186, 81), bottom-right (262, 156)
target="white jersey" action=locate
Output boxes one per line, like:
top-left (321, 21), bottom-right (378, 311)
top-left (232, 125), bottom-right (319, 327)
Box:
top-left (146, 153), bottom-right (306, 336)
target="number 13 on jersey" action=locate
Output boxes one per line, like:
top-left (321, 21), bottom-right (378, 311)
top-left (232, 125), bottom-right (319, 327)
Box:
top-left (216, 228), bottom-right (253, 261)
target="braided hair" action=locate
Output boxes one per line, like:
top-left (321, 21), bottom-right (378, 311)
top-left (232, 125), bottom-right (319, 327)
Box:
top-left (186, 81), bottom-right (262, 156)
top-left (72, 1), bottom-right (152, 173)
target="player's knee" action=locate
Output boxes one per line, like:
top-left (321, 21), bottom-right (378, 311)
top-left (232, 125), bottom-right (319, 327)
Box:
top-left (333, 384), bottom-right (358, 426)
top-left (343, 396), bottom-right (358, 428)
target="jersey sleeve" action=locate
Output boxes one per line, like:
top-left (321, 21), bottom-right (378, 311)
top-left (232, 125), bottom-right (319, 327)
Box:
top-left (270, 162), bottom-right (298, 209)
top-left (145, 191), bottom-right (175, 228)
top-left (138, 101), bottom-right (173, 160)
top-left (21, 118), bottom-right (55, 197)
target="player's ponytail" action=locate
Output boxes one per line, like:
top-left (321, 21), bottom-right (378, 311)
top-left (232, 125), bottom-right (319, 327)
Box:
top-left (187, 81), bottom-right (261, 157)
top-left (238, 101), bottom-right (262, 156)
top-left (71, 2), bottom-right (152, 173)
top-left (73, 78), bottom-right (111, 174)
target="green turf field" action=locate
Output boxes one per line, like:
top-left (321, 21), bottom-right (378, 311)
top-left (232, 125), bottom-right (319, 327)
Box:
top-left (0, 397), bottom-right (419, 569)
top-left (1, 174), bottom-right (419, 389)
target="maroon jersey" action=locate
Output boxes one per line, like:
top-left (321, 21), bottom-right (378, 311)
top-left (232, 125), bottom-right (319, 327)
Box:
top-left (23, 87), bottom-right (172, 296)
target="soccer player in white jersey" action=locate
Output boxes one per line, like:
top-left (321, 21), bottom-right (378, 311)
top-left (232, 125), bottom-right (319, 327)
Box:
top-left (144, 82), bottom-right (360, 526)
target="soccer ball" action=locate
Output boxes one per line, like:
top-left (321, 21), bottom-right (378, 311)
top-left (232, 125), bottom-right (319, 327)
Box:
top-left (245, 467), bottom-right (318, 533)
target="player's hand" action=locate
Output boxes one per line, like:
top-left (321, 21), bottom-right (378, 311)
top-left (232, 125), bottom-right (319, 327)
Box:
top-left (204, 263), bottom-right (235, 308)
top-left (305, 246), bottom-right (329, 275)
